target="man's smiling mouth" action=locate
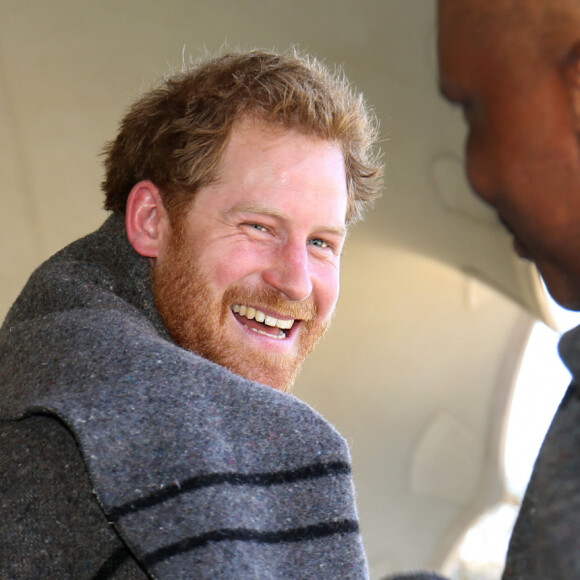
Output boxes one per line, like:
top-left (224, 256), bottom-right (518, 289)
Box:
top-left (231, 304), bottom-right (295, 339)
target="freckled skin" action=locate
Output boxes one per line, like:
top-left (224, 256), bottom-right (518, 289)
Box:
top-left (152, 119), bottom-right (348, 391)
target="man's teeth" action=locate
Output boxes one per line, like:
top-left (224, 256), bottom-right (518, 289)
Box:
top-left (231, 304), bottom-right (295, 330)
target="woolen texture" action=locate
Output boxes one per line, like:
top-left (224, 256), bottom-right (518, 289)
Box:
top-left (502, 325), bottom-right (580, 579)
top-left (383, 573), bottom-right (448, 579)
top-left (0, 214), bottom-right (368, 579)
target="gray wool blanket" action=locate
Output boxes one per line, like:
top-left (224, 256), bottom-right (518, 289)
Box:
top-left (0, 215), bottom-right (368, 579)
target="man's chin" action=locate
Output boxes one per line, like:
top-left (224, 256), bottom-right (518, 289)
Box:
top-left (544, 285), bottom-right (580, 312)
top-left (221, 316), bottom-right (328, 392)
top-left (539, 265), bottom-right (580, 312)
top-left (247, 372), bottom-right (297, 393)
top-left (226, 353), bottom-right (302, 393)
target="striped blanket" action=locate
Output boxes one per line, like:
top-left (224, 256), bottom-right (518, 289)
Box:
top-left (0, 215), bottom-right (368, 579)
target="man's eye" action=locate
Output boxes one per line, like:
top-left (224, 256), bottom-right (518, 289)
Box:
top-left (309, 238), bottom-right (329, 249)
top-left (249, 223), bottom-right (268, 232)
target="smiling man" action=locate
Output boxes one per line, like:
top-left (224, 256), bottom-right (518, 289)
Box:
top-left (438, 1), bottom-right (580, 578)
top-left (0, 50), bottom-right (382, 578)
top-left (138, 118), bottom-right (349, 392)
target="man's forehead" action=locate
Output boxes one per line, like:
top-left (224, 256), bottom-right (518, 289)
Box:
top-left (438, 0), bottom-right (535, 93)
top-left (439, 0), bottom-right (507, 46)
top-left (439, 0), bottom-right (547, 46)
top-left (440, 0), bottom-right (565, 98)
top-left (439, 0), bottom-right (529, 21)
top-left (438, 1), bottom-right (486, 96)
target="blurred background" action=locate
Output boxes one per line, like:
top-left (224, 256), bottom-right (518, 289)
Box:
top-left (2, 2), bottom-right (576, 578)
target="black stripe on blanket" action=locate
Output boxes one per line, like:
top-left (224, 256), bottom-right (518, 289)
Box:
top-left (108, 460), bottom-right (350, 521)
top-left (142, 519), bottom-right (360, 566)
top-left (91, 547), bottom-right (131, 580)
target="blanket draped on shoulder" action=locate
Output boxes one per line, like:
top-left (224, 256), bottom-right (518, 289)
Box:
top-left (0, 215), bottom-right (368, 579)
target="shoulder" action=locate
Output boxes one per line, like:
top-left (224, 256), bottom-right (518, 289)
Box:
top-left (0, 415), bottom-right (147, 578)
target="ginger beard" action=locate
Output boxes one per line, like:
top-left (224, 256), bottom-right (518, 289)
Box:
top-left (151, 221), bottom-right (331, 392)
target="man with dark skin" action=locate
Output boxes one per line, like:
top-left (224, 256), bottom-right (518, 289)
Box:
top-left (438, 1), bottom-right (580, 578)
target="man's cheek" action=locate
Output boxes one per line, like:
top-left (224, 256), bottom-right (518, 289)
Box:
top-left (317, 280), bottom-right (340, 321)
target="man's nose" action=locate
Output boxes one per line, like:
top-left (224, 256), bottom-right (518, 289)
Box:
top-left (261, 242), bottom-right (313, 302)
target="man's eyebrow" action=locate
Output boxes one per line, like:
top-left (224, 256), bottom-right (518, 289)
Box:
top-left (227, 201), bottom-right (286, 219)
top-left (228, 201), bottom-right (347, 237)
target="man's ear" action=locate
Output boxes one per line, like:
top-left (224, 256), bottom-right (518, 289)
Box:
top-left (125, 180), bottom-right (171, 258)
top-left (563, 41), bottom-right (580, 133)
